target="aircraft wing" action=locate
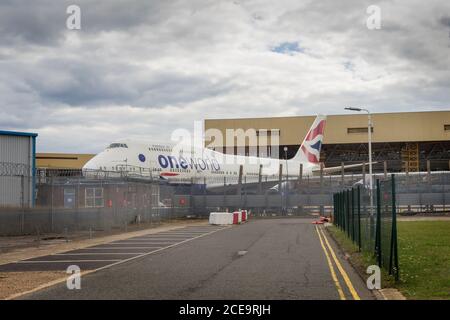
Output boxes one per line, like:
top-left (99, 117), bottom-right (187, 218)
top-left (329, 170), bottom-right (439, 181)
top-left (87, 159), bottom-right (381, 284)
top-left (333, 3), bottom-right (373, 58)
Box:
top-left (312, 162), bottom-right (378, 175)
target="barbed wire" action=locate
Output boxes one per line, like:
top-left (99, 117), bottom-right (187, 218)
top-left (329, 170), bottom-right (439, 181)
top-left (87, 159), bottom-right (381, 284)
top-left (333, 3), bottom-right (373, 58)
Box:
top-left (0, 162), bottom-right (31, 176)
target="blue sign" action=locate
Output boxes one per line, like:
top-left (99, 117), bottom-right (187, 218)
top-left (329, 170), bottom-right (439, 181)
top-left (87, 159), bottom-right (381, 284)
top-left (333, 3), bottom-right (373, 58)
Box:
top-left (138, 154), bottom-right (146, 162)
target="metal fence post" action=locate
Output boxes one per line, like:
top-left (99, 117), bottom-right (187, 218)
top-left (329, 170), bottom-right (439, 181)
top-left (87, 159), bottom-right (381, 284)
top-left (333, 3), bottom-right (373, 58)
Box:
top-left (336, 193), bottom-right (339, 227)
top-left (258, 164), bottom-right (263, 195)
top-left (170, 192), bottom-right (174, 221)
top-left (333, 194), bottom-right (336, 225)
top-left (223, 176), bottom-right (227, 210)
top-left (341, 192), bottom-right (344, 228)
top-left (50, 175), bottom-right (54, 233)
top-left (340, 191), bottom-right (343, 230)
top-left (375, 179), bottom-right (382, 267)
top-left (389, 174), bottom-right (399, 281)
top-left (357, 185), bottom-right (361, 252)
top-left (20, 175), bottom-right (25, 233)
top-left (278, 163), bottom-right (283, 214)
top-left (346, 190), bottom-right (351, 238)
top-left (341, 191), bottom-right (344, 230)
top-left (340, 192), bottom-right (343, 229)
top-left (320, 162), bottom-right (324, 193)
top-left (203, 177), bottom-right (207, 214)
top-left (244, 175), bottom-right (248, 209)
top-left (189, 178), bottom-right (194, 216)
top-left (362, 162), bottom-right (366, 188)
top-left (351, 187), bottom-right (355, 243)
top-left (343, 190), bottom-right (346, 233)
top-left (340, 192), bottom-right (343, 228)
top-left (299, 163), bottom-right (303, 187)
top-left (36, 226), bottom-right (40, 247)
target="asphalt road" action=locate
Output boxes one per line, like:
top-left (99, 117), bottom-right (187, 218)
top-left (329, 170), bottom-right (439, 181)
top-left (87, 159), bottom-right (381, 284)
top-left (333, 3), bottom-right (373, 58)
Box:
top-left (20, 218), bottom-right (375, 300)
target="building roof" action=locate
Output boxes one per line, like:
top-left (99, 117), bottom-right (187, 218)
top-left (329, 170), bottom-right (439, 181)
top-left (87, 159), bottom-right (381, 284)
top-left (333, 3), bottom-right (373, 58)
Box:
top-left (0, 130), bottom-right (38, 137)
top-left (36, 153), bottom-right (95, 169)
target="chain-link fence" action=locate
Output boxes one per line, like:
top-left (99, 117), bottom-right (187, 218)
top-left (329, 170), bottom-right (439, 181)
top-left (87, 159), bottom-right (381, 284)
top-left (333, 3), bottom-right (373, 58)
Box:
top-left (1, 161), bottom-right (450, 237)
top-left (333, 175), bottom-right (399, 280)
top-left (0, 169), bottom-right (193, 236)
top-left (375, 176), bottom-right (399, 280)
top-left (0, 162), bottom-right (33, 208)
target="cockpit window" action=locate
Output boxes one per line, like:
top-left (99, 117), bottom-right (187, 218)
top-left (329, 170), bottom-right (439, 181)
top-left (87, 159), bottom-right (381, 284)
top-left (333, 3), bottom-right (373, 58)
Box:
top-left (107, 143), bottom-right (128, 149)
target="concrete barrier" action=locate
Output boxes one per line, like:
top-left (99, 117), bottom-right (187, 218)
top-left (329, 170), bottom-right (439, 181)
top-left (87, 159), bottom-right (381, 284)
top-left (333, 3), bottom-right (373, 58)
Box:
top-left (209, 212), bottom-right (234, 225)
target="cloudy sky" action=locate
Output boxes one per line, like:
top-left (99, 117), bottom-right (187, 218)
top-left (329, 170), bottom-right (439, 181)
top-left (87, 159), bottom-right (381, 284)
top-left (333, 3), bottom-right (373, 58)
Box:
top-left (1, 0), bottom-right (449, 153)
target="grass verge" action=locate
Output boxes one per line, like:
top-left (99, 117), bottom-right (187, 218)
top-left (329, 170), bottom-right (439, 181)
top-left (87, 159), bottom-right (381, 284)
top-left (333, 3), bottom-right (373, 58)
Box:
top-left (327, 225), bottom-right (396, 291)
top-left (396, 221), bottom-right (450, 299)
top-left (328, 221), bottom-right (450, 300)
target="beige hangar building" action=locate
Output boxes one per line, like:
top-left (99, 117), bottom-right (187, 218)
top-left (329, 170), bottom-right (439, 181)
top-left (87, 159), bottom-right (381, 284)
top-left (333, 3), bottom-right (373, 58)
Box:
top-left (204, 110), bottom-right (450, 173)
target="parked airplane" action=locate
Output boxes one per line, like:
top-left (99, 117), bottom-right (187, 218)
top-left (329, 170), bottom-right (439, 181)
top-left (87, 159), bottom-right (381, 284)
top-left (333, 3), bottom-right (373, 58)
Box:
top-left (82, 115), bottom-right (366, 188)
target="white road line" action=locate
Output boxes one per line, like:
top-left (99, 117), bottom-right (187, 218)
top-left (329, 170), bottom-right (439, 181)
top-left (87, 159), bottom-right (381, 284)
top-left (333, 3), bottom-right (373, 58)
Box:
top-left (139, 235), bottom-right (196, 236)
top-left (17, 260), bottom-right (121, 263)
top-left (183, 229), bottom-right (223, 231)
top-left (120, 238), bottom-right (192, 241)
top-left (155, 232), bottom-right (210, 235)
top-left (180, 229), bottom-right (221, 231)
top-left (147, 232), bottom-right (204, 234)
top-left (109, 242), bottom-right (176, 245)
top-left (6, 226), bottom-right (230, 300)
top-left (129, 236), bottom-right (193, 238)
top-left (128, 240), bottom-right (191, 242)
top-left (151, 231), bottom-right (208, 233)
top-left (54, 253), bottom-right (143, 256)
top-left (86, 247), bottom-right (162, 249)
top-left (136, 236), bottom-right (196, 238)
top-left (89, 227), bottom-right (229, 270)
top-left (143, 233), bottom-right (195, 236)
top-left (114, 237), bottom-right (181, 242)
top-left (109, 241), bottom-right (176, 243)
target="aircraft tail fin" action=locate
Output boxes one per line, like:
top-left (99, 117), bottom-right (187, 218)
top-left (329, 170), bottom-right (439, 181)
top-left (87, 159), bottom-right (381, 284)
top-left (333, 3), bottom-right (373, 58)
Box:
top-left (291, 115), bottom-right (327, 164)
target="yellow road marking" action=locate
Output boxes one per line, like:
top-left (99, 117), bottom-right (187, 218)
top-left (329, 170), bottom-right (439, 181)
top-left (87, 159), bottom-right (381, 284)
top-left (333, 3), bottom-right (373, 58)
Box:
top-left (319, 227), bottom-right (361, 300)
top-left (315, 226), bottom-right (346, 300)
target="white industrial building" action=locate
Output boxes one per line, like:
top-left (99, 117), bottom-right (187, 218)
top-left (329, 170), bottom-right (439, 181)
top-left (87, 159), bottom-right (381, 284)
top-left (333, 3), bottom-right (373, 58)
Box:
top-left (0, 130), bottom-right (38, 207)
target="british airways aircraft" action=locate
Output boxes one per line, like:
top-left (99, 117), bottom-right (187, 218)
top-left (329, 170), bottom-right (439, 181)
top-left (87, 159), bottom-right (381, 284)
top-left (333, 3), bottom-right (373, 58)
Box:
top-left (82, 115), bottom-right (365, 188)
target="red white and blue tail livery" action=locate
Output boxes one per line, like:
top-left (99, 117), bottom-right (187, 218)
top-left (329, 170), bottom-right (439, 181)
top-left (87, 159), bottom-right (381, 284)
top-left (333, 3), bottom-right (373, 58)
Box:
top-left (293, 115), bottom-right (326, 164)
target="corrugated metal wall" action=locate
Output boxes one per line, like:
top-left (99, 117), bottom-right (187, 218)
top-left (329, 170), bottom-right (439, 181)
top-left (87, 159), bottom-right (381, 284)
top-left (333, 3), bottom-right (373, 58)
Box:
top-left (0, 135), bottom-right (32, 207)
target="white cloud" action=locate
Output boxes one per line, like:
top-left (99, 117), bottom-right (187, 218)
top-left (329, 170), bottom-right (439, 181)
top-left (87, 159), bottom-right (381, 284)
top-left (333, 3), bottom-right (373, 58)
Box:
top-left (0, 0), bottom-right (449, 153)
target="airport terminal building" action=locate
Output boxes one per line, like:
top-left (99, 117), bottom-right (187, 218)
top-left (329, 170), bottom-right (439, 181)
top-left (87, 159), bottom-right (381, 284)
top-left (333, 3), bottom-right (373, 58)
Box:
top-left (204, 110), bottom-right (450, 173)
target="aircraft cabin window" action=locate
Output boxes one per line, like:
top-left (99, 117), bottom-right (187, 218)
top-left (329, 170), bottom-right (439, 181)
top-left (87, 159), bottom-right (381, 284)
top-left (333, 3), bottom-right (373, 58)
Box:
top-left (108, 143), bottom-right (128, 149)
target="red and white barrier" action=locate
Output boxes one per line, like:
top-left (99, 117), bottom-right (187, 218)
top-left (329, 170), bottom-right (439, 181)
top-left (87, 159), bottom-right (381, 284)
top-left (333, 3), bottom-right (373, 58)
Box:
top-left (241, 210), bottom-right (247, 222)
top-left (233, 211), bottom-right (242, 224)
top-left (232, 212), bottom-right (239, 224)
top-left (209, 209), bottom-right (250, 225)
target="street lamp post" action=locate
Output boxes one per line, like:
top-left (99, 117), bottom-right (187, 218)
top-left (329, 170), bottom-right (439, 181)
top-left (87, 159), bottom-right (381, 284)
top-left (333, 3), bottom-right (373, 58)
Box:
top-left (284, 146), bottom-right (289, 178)
top-left (283, 146), bottom-right (288, 214)
top-left (344, 107), bottom-right (374, 216)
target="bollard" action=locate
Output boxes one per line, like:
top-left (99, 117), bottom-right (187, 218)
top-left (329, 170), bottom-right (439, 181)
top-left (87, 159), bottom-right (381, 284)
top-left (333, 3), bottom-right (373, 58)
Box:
top-left (89, 227), bottom-right (93, 239)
